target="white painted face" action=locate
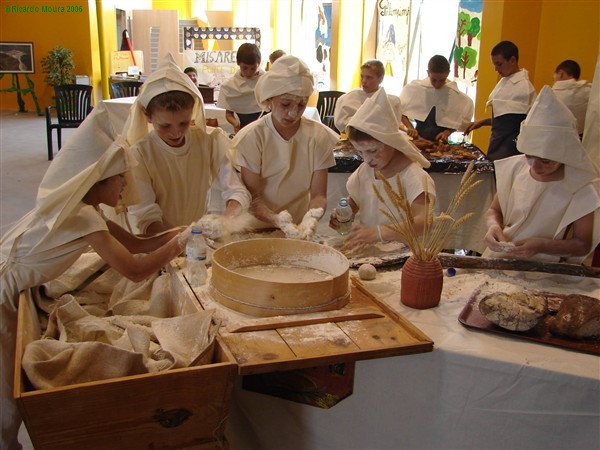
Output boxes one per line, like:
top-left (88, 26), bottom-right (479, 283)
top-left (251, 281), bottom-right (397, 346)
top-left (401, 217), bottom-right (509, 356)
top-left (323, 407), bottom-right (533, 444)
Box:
top-left (269, 94), bottom-right (308, 129)
top-left (525, 155), bottom-right (564, 181)
top-left (351, 139), bottom-right (395, 171)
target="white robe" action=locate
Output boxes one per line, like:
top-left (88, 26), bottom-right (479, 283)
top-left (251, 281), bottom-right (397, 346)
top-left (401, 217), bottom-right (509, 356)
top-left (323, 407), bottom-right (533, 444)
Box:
top-left (483, 155), bottom-right (600, 263)
top-left (552, 79), bottom-right (592, 135)
top-left (232, 114), bottom-right (338, 225)
top-left (486, 69), bottom-right (536, 117)
top-left (216, 69), bottom-right (264, 114)
top-left (0, 204), bottom-right (106, 448)
top-left (399, 78), bottom-right (474, 131)
top-left (129, 127), bottom-right (251, 233)
top-left (346, 162), bottom-right (436, 227)
top-left (334, 88), bottom-right (403, 132)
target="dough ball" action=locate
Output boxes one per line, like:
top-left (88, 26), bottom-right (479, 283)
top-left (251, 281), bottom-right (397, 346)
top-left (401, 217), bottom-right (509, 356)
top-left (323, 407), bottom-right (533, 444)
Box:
top-left (358, 263), bottom-right (377, 280)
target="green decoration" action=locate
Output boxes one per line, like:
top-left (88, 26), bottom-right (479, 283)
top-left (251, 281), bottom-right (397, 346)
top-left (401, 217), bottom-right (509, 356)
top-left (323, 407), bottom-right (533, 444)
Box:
top-left (40, 45), bottom-right (76, 87)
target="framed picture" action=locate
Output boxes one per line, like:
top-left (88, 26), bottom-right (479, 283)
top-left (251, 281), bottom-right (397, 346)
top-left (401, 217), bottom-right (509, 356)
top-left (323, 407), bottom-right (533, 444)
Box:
top-left (0, 42), bottom-right (35, 74)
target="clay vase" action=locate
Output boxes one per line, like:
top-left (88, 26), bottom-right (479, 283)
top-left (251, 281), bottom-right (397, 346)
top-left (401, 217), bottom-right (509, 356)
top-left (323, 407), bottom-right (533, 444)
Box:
top-left (400, 256), bottom-right (443, 309)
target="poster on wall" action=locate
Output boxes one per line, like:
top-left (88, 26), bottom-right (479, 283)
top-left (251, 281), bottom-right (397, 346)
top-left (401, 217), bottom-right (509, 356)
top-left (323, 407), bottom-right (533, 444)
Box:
top-left (296, 0), bottom-right (331, 91)
top-left (183, 50), bottom-right (237, 90)
top-left (453, 0), bottom-right (482, 88)
top-left (375, 0), bottom-right (411, 85)
top-left (0, 42), bottom-right (34, 74)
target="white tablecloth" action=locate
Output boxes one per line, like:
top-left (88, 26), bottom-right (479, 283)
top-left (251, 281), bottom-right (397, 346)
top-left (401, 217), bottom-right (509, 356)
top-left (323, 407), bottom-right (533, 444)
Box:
top-left (103, 97), bottom-right (321, 136)
top-left (226, 270), bottom-right (600, 449)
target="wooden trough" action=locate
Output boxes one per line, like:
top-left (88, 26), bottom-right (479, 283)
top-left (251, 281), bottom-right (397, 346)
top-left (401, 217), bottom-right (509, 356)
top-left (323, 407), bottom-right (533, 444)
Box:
top-left (210, 238), bottom-right (350, 317)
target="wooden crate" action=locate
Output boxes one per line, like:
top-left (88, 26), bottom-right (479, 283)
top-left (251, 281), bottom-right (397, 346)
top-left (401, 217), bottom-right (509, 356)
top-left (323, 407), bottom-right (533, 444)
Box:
top-left (14, 271), bottom-right (237, 450)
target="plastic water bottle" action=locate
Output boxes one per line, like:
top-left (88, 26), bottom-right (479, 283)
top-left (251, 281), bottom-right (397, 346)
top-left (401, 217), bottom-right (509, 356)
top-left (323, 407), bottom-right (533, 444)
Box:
top-left (336, 198), bottom-right (353, 236)
top-left (186, 225), bottom-right (207, 286)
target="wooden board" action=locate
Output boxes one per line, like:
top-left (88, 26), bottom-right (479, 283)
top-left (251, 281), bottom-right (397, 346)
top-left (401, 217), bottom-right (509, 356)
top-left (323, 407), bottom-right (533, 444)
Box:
top-left (218, 277), bottom-right (434, 375)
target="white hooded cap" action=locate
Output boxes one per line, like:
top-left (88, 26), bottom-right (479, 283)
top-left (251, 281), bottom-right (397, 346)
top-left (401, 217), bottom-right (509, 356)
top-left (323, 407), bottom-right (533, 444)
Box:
top-left (517, 85), bottom-right (598, 176)
top-left (122, 53), bottom-right (206, 146)
top-left (254, 55), bottom-right (314, 109)
top-left (347, 88), bottom-right (430, 168)
top-left (36, 102), bottom-right (138, 232)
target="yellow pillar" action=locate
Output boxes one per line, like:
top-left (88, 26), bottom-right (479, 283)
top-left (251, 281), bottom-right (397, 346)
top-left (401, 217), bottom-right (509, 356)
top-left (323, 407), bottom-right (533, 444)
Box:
top-left (334, 0), bottom-right (365, 92)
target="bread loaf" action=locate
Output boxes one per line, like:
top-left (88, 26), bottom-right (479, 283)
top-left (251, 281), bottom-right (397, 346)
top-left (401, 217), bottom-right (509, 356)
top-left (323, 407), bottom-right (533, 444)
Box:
top-left (549, 295), bottom-right (600, 340)
top-left (479, 292), bottom-right (547, 332)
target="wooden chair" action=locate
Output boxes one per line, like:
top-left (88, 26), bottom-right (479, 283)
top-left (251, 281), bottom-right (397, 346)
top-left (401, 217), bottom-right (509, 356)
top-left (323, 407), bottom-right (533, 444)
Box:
top-left (110, 80), bottom-right (144, 99)
top-left (316, 90), bottom-right (345, 133)
top-left (45, 84), bottom-right (93, 160)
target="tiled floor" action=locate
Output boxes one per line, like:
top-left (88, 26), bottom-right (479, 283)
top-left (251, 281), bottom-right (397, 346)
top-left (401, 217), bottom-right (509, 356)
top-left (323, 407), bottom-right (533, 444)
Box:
top-left (0, 109), bottom-right (70, 233)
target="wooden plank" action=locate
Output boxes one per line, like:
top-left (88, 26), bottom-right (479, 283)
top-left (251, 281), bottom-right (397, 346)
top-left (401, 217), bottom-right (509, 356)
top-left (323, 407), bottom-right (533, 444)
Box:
top-left (351, 277), bottom-right (433, 344)
top-left (338, 317), bottom-right (424, 348)
top-left (228, 309), bottom-right (383, 333)
top-left (219, 281), bottom-right (434, 375)
top-left (373, 254), bottom-right (600, 278)
top-left (220, 330), bottom-right (296, 365)
top-left (278, 323), bottom-right (360, 357)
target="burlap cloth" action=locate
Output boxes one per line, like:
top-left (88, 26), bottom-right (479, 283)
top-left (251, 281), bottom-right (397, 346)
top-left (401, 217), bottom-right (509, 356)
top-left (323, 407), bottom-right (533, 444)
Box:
top-left (23, 253), bottom-right (218, 390)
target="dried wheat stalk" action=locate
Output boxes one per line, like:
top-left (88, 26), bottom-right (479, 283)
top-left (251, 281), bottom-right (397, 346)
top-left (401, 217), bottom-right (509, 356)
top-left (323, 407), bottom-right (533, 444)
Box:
top-left (373, 162), bottom-right (483, 261)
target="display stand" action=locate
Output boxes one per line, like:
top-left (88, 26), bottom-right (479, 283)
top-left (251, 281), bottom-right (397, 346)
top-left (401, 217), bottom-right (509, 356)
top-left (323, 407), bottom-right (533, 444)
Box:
top-left (0, 73), bottom-right (43, 116)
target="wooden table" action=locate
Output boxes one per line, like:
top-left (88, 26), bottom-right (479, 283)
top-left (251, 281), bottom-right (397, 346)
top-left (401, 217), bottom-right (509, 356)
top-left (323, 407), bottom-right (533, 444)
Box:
top-left (103, 97), bottom-right (321, 136)
top-left (225, 268), bottom-right (600, 449)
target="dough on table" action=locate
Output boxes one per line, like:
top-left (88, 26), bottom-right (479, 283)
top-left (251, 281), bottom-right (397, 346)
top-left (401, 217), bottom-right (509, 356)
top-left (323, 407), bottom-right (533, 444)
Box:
top-left (358, 263), bottom-right (377, 280)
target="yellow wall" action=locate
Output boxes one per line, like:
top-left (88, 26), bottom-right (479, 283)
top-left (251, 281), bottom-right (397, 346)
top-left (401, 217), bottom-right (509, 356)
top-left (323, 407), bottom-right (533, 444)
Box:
top-left (0, 0), bottom-right (101, 111)
top-left (534, 0), bottom-right (599, 86)
top-left (1, 0), bottom-right (598, 121)
top-left (471, 0), bottom-right (599, 150)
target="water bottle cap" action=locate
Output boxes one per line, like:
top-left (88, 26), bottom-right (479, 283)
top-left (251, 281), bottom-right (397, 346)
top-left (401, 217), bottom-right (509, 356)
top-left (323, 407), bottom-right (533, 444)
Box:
top-left (191, 225), bottom-right (203, 234)
top-left (339, 198), bottom-right (349, 207)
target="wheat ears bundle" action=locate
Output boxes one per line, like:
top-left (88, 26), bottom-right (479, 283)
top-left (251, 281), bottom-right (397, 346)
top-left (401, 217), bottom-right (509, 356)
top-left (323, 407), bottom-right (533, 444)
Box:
top-left (374, 162), bottom-right (483, 261)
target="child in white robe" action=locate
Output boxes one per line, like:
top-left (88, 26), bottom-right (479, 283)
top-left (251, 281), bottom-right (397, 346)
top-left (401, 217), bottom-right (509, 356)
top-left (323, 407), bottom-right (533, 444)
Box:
top-left (552, 59), bottom-right (591, 136)
top-left (125, 54), bottom-right (251, 236)
top-left (400, 55), bottom-right (474, 142)
top-left (217, 43), bottom-right (265, 133)
top-left (464, 41), bottom-right (536, 161)
top-left (330, 88), bottom-right (436, 248)
top-left (483, 86), bottom-right (600, 263)
top-left (231, 55), bottom-right (339, 240)
top-left (0, 104), bottom-right (190, 450)
top-left (334, 59), bottom-right (403, 132)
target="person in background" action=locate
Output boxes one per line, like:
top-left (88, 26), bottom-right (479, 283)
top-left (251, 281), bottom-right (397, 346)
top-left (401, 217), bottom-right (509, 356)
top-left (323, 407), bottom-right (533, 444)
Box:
top-left (330, 88), bottom-right (435, 248)
top-left (552, 59), bottom-right (591, 137)
top-left (184, 66), bottom-right (199, 86)
top-left (400, 55), bottom-right (474, 142)
top-left (217, 43), bottom-right (265, 133)
top-left (125, 54), bottom-right (251, 236)
top-left (464, 41), bottom-right (536, 161)
top-left (334, 59), bottom-right (404, 132)
top-left (266, 49), bottom-right (286, 71)
top-left (483, 86), bottom-right (599, 263)
top-left (0, 104), bottom-right (190, 450)
top-left (231, 55), bottom-right (339, 240)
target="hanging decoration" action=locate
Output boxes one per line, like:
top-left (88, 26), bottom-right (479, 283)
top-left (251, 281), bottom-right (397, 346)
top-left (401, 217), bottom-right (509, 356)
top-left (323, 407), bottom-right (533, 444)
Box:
top-left (453, 0), bottom-right (482, 88)
top-left (375, 0), bottom-right (411, 85)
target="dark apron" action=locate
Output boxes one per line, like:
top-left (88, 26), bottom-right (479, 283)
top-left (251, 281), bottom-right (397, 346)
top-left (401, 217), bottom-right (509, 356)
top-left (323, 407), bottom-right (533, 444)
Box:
top-left (237, 111), bottom-right (263, 129)
top-left (415, 107), bottom-right (450, 141)
top-left (487, 113), bottom-right (527, 161)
